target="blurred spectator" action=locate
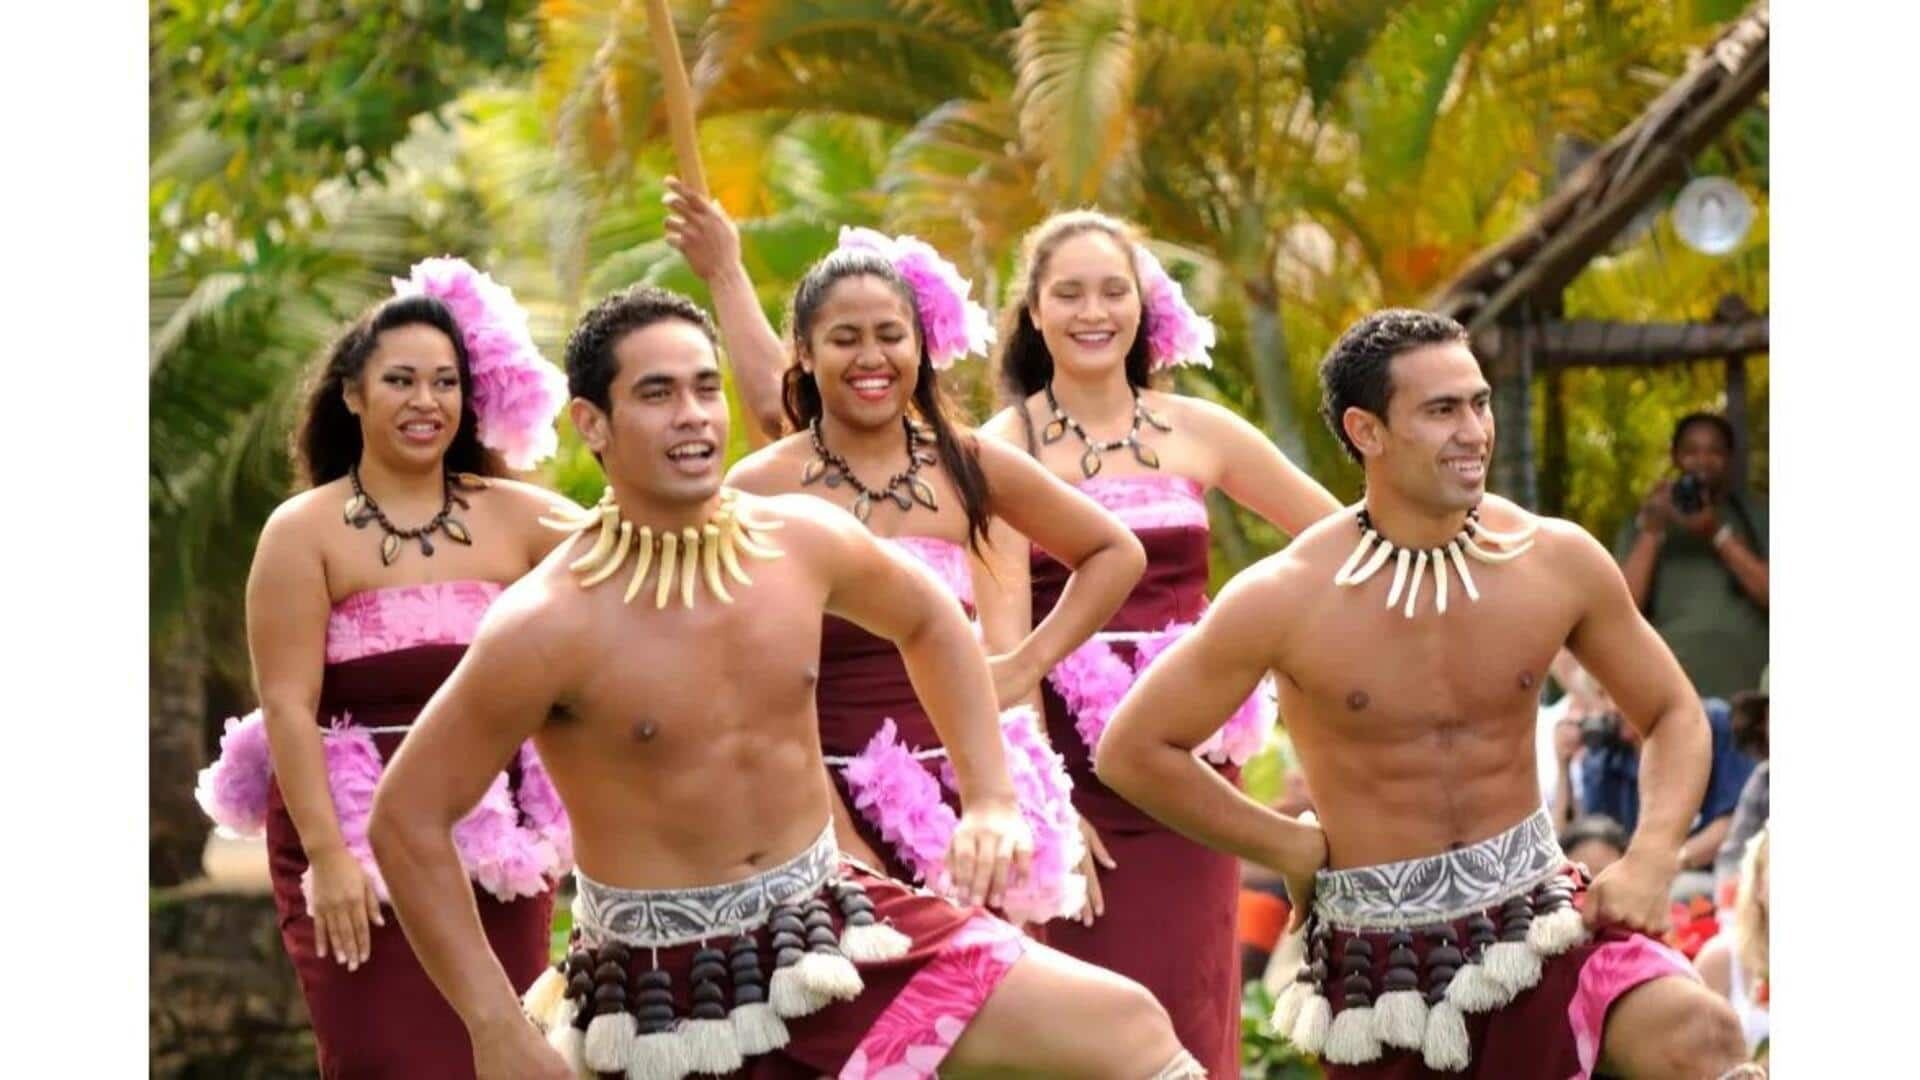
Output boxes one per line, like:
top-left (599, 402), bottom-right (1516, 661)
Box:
top-left (1573, 696), bottom-right (1757, 899)
top-left (1695, 827), bottom-right (1770, 1057)
top-left (1615, 412), bottom-right (1769, 700)
top-left (1715, 669), bottom-right (1770, 901)
top-left (1540, 651), bottom-right (1607, 830)
top-left (1560, 815), bottom-right (1629, 875)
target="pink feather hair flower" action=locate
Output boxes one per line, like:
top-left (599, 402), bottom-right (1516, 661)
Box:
top-left (1133, 243), bottom-right (1216, 371)
top-left (391, 257), bottom-right (567, 470)
top-left (835, 226), bottom-right (994, 369)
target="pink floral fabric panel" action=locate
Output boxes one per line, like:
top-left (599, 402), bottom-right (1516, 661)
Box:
top-left (840, 915), bottom-right (1028, 1079)
top-left (1567, 934), bottom-right (1699, 1078)
top-left (884, 536), bottom-right (973, 608)
top-left (1077, 474), bottom-right (1209, 531)
top-left (324, 580), bottom-right (504, 664)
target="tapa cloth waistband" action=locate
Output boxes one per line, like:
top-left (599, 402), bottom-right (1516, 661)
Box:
top-left (572, 822), bottom-right (839, 948)
top-left (1313, 809), bottom-right (1565, 930)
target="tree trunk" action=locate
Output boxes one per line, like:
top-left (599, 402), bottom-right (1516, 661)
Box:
top-left (1238, 271), bottom-right (1312, 465)
top-left (151, 623), bottom-right (211, 887)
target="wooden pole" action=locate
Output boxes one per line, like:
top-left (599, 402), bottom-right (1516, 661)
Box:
top-left (1716, 295), bottom-right (1755, 490)
top-left (643, 0), bottom-right (708, 196)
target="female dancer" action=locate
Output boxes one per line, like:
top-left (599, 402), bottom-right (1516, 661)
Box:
top-left (195, 260), bottom-right (573, 1077)
top-left (711, 223), bottom-right (1146, 927)
top-left (975, 209), bottom-right (1340, 1071)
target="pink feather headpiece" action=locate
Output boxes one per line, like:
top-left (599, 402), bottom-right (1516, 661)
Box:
top-left (833, 226), bottom-right (994, 370)
top-left (1133, 243), bottom-right (1216, 371)
top-left (390, 257), bottom-right (568, 471)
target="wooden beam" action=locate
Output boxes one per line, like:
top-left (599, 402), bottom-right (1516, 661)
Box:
top-left (1490, 323), bottom-right (1538, 509)
top-left (1472, 315), bottom-right (1767, 370)
top-left (1430, 3), bottom-right (1770, 328)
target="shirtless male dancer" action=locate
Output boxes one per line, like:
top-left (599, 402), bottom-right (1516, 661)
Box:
top-left (368, 285), bottom-right (1201, 1079)
top-left (1096, 310), bottom-right (1755, 1078)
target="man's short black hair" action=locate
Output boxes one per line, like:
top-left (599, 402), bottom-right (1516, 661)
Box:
top-left (1318, 308), bottom-right (1471, 463)
top-left (565, 285), bottom-right (718, 412)
top-left (1670, 411), bottom-right (1736, 455)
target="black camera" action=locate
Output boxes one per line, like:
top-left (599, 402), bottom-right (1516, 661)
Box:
top-left (1579, 712), bottom-right (1630, 753)
top-left (1671, 472), bottom-right (1708, 515)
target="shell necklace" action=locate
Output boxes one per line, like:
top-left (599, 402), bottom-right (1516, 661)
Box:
top-left (541, 487), bottom-right (782, 608)
top-left (1335, 504), bottom-right (1538, 618)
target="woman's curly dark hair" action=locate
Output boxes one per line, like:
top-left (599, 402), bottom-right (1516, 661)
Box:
top-left (292, 294), bottom-right (501, 488)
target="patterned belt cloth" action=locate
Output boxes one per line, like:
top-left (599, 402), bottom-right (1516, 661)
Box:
top-left (572, 822), bottom-right (840, 947)
top-left (1313, 808), bottom-right (1565, 930)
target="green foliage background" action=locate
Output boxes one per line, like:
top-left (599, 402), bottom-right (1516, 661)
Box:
top-left (150, 8), bottom-right (1765, 1059)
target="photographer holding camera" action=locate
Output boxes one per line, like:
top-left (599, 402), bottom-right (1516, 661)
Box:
top-left (1573, 695), bottom-right (1757, 899)
top-left (1617, 412), bottom-right (1769, 700)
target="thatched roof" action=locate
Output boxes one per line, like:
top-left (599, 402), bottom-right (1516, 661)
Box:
top-left (1430, 2), bottom-right (1769, 332)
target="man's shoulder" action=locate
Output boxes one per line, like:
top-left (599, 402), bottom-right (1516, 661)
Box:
top-left (724, 435), bottom-right (809, 494)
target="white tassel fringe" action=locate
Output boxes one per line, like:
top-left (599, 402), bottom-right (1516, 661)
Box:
top-left (547, 1003), bottom-right (585, 1074)
top-left (679, 1018), bottom-right (742, 1075)
top-left (729, 1001), bottom-right (790, 1055)
top-left (1325, 1004), bottom-right (1383, 1064)
top-left (1269, 978), bottom-right (1310, 1036)
top-left (1527, 905), bottom-right (1589, 956)
top-left (522, 967), bottom-right (567, 1031)
top-left (1483, 940), bottom-right (1543, 994)
top-left (1289, 992), bottom-right (1332, 1056)
top-left (585, 1011), bottom-right (638, 1072)
top-left (1444, 962), bottom-right (1512, 1013)
top-left (796, 951), bottom-right (864, 1002)
top-left (1373, 989), bottom-right (1429, 1050)
top-left (1422, 999), bottom-right (1472, 1072)
top-left (770, 965), bottom-right (828, 1018)
top-left (625, 1030), bottom-right (692, 1080)
top-left (1150, 1048), bottom-right (1209, 1078)
top-left (839, 921), bottom-right (912, 963)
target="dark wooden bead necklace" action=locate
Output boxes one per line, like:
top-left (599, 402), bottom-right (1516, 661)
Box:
top-left (343, 464), bottom-right (482, 565)
top-left (802, 415), bottom-right (939, 523)
top-left (1041, 382), bottom-right (1173, 478)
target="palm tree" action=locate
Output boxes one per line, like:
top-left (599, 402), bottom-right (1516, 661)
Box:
top-left (532, 0), bottom-right (1744, 564)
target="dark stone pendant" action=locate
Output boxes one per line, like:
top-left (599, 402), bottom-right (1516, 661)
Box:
top-left (442, 517), bottom-right (472, 545)
top-left (802, 457), bottom-right (829, 485)
top-left (888, 486), bottom-right (913, 510)
top-left (380, 533), bottom-right (402, 566)
top-left (417, 533), bottom-right (435, 557)
top-left (1043, 417), bottom-right (1070, 444)
top-left (1130, 440), bottom-right (1161, 469)
top-left (1079, 446), bottom-right (1103, 478)
top-left (823, 470), bottom-right (844, 488)
top-left (908, 476), bottom-right (938, 511)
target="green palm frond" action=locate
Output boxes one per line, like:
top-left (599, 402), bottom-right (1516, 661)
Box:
top-left (693, 0), bottom-right (1007, 124)
top-left (1347, 0), bottom-right (1510, 185)
top-left (1012, 0), bottom-right (1137, 205)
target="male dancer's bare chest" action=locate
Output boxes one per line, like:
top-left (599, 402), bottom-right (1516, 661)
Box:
top-left (1280, 582), bottom-right (1572, 738)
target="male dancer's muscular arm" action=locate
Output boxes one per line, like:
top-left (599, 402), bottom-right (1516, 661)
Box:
top-left (810, 506), bottom-right (1034, 909)
top-left (1561, 527), bottom-right (1712, 933)
top-left (1096, 564), bottom-right (1327, 922)
top-left (368, 591), bottom-right (576, 1069)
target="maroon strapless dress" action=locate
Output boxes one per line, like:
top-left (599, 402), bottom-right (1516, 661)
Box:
top-left (1032, 475), bottom-right (1265, 1075)
top-left (243, 581), bottom-right (564, 1078)
top-left (817, 537), bottom-right (1086, 929)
